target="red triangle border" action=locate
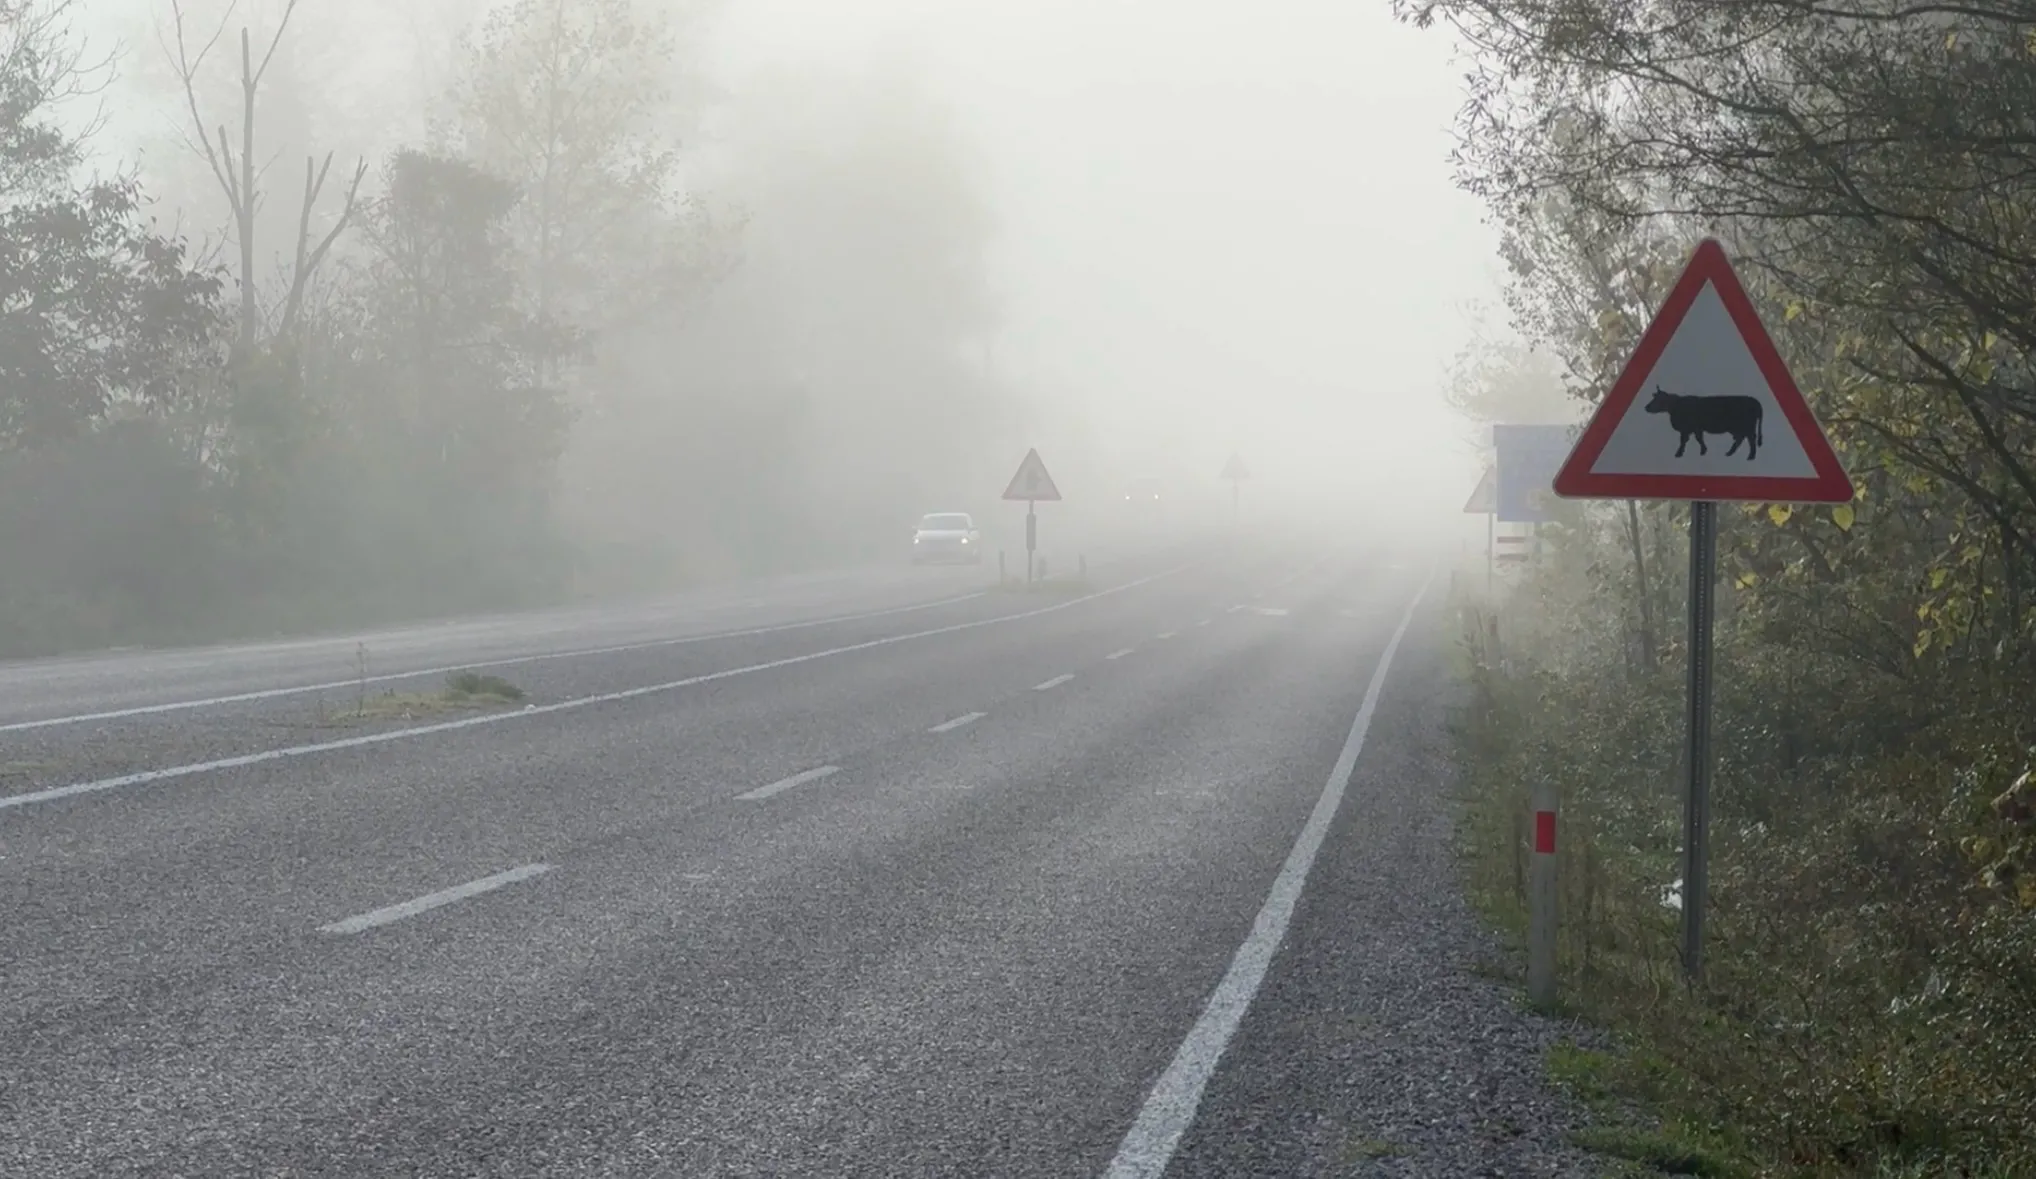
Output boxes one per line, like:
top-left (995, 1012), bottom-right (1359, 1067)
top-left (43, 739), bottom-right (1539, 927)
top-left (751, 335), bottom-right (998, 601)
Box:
top-left (1550, 238), bottom-right (1855, 504)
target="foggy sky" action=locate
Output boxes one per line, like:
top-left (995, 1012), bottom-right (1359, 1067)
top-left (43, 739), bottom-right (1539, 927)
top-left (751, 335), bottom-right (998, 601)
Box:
top-left (81, 0), bottom-right (1497, 522)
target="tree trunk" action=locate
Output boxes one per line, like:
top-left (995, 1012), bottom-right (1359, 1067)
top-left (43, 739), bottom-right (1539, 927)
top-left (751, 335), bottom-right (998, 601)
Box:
top-left (236, 29), bottom-right (259, 356)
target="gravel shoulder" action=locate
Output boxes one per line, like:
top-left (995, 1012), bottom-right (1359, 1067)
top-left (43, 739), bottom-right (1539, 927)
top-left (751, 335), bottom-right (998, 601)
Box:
top-left (1160, 600), bottom-right (1602, 1178)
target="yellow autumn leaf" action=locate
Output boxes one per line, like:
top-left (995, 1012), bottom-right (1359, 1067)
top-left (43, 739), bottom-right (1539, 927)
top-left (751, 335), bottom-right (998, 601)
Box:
top-left (1767, 504), bottom-right (1793, 526)
top-left (1734, 571), bottom-right (1758, 590)
top-left (1918, 601), bottom-right (1934, 621)
top-left (1930, 567), bottom-right (1949, 589)
top-left (1984, 331), bottom-right (1997, 351)
top-left (1914, 631), bottom-right (1933, 657)
top-left (1832, 503), bottom-right (1855, 531)
top-left (1946, 31), bottom-right (1958, 49)
top-left (1784, 301), bottom-right (1804, 322)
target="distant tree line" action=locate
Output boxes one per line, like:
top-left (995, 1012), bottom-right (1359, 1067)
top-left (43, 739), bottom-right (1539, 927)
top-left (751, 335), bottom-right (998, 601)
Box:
top-left (0, 0), bottom-right (1017, 657)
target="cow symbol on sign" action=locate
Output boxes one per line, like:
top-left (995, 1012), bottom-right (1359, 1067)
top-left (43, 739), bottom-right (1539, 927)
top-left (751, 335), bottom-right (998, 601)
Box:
top-left (1644, 386), bottom-right (1763, 461)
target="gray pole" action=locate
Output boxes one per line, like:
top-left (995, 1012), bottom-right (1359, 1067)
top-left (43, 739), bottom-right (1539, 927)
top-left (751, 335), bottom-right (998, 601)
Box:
top-left (1681, 500), bottom-right (1718, 984)
top-left (1486, 511), bottom-right (1494, 593)
top-left (1026, 501), bottom-right (1037, 585)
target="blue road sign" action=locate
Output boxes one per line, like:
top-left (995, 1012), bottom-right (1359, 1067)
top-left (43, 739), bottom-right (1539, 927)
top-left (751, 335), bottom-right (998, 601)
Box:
top-left (1493, 424), bottom-right (1580, 523)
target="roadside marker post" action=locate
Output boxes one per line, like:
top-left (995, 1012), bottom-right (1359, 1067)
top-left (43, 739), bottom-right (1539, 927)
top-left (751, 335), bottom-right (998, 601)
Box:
top-left (1528, 778), bottom-right (1558, 1008)
top-left (1551, 237), bottom-right (1853, 985)
top-left (1002, 448), bottom-right (1063, 585)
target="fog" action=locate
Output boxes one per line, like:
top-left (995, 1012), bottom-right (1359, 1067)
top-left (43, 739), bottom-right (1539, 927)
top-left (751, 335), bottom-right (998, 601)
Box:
top-left (4, 0), bottom-right (1496, 656)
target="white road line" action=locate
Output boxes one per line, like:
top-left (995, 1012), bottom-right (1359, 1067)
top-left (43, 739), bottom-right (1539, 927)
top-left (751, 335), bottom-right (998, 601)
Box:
top-left (737, 765), bottom-right (840, 801)
top-left (1033, 674), bottom-right (1075, 691)
top-left (1105, 649), bottom-right (1134, 660)
top-left (928, 712), bottom-right (986, 733)
top-left (1101, 572), bottom-right (1432, 1179)
top-left (1156, 631), bottom-right (1177, 640)
top-left (1, 565), bottom-right (1194, 813)
top-left (1195, 619), bottom-right (1212, 627)
top-left (319, 864), bottom-right (552, 935)
top-left (2, 592), bottom-right (992, 734)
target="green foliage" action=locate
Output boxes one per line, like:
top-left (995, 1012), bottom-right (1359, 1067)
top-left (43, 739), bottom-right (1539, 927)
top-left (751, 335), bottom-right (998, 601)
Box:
top-left (0, 181), bottom-right (225, 448)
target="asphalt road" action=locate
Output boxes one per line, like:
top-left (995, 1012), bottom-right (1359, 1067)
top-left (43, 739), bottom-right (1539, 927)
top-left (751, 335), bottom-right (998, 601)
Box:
top-left (0, 533), bottom-right (1585, 1177)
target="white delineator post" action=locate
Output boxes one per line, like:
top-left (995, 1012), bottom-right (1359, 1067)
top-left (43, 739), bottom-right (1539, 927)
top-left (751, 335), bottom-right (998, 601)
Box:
top-left (1527, 779), bottom-right (1558, 1007)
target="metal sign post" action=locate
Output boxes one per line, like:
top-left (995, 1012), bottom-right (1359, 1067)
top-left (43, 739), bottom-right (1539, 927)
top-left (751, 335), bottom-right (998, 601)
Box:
top-left (1220, 453), bottom-right (1249, 519)
top-left (1680, 501), bottom-right (1718, 981)
top-left (1026, 501), bottom-right (1037, 584)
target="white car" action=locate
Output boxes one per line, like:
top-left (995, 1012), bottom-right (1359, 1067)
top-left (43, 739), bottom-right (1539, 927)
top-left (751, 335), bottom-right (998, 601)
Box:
top-left (911, 512), bottom-right (983, 564)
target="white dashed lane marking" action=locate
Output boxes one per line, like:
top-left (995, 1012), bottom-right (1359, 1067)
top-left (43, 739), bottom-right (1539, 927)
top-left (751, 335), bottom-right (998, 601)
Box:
top-left (320, 864), bottom-right (552, 935)
top-left (737, 765), bottom-right (841, 801)
top-left (1033, 675), bottom-right (1075, 691)
top-left (929, 712), bottom-right (986, 734)
top-left (1105, 649), bottom-right (1134, 660)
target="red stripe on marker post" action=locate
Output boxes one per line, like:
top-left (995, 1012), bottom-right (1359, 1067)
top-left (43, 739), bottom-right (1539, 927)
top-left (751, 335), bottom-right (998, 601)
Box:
top-left (1527, 798), bottom-right (1558, 1007)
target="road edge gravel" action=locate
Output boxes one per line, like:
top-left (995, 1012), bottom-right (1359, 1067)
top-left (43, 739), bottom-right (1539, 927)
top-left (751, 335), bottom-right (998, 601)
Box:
top-left (1160, 605), bottom-right (1606, 1178)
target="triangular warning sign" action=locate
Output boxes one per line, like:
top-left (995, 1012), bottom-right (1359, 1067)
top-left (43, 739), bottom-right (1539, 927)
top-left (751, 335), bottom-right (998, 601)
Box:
top-left (1462, 467), bottom-right (1496, 514)
top-left (1002, 448), bottom-right (1062, 502)
top-left (1552, 238), bottom-right (1853, 504)
top-left (1220, 452), bottom-right (1249, 480)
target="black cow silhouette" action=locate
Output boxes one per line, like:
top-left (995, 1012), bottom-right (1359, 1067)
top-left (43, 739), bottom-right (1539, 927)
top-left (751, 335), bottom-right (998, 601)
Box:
top-left (1643, 387), bottom-right (1763, 460)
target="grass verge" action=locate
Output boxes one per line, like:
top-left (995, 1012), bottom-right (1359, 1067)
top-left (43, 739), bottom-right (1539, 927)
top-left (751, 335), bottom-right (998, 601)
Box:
top-left (326, 671), bottom-right (526, 724)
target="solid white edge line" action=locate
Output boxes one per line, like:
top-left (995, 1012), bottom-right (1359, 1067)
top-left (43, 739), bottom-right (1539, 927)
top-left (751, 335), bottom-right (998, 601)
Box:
top-left (1, 590), bottom-right (992, 734)
top-left (1033, 674), bottom-right (1075, 691)
top-left (1156, 631), bottom-right (1177, 640)
top-left (318, 863), bottom-right (552, 935)
top-left (1105, 649), bottom-right (1134, 660)
top-left (1099, 572), bottom-right (1432, 1179)
top-left (1, 563), bottom-right (1194, 813)
top-left (737, 765), bottom-right (841, 801)
top-left (928, 712), bottom-right (987, 734)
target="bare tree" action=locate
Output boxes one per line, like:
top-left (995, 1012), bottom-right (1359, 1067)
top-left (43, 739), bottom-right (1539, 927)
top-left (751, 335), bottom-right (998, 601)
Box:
top-left (162, 0), bottom-right (367, 356)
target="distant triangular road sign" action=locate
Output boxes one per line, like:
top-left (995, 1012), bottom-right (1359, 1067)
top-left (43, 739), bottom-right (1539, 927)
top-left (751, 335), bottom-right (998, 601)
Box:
top-left (1220, 452), bottom-right (1250, 480)
top-left (1002, 448), bottom-right (1062, 502)
top-left (1463, 466), bottom-right (1496, 514)
top-left (1552, 238), bottom-right (1853, 504)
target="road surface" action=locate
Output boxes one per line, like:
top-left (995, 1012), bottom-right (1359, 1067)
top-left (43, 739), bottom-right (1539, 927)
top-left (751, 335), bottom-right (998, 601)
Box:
top-left (0, 534), bottom-right (1588, 1177)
